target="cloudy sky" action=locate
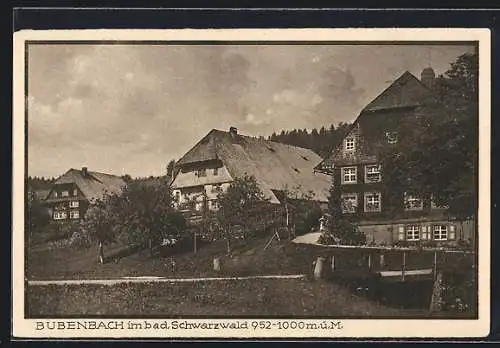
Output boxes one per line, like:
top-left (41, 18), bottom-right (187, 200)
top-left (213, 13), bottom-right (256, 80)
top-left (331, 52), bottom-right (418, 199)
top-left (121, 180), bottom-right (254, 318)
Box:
top-left (27, 43), bottom-right (473, 178)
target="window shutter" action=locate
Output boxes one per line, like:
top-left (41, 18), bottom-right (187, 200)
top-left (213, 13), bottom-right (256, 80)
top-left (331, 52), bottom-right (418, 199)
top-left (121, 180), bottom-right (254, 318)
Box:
top-left (421, 225), bottom-right (428, 240)
top-left (398, 225), bottom-right (405, 240)
top-left (449, 225), bottom-right (456, 240)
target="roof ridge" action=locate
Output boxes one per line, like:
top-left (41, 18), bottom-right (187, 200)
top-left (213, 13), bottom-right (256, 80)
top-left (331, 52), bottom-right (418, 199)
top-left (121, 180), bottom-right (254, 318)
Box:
top-left (212, 128), bottom-right (320, 155)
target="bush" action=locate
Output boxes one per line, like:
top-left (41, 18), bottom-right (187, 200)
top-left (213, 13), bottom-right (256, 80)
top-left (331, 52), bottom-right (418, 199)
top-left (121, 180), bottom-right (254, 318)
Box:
top-left (456, 239), bottom-right (472, 250)
top-left (392, 240), bottom-right (411, 248)
top-left (68, 228), bottom-right (93, 249)
top-left (38, 222), bottom-right (80, 244)
top-left (295, 206), bottom-right (323, 236)
top-left (335, 220), bottom-right (366, 246)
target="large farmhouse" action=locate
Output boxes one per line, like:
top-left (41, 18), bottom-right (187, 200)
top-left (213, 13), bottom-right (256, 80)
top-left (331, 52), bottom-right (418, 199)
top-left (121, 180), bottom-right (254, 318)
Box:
top-left (43, 167), bottom-right (126, 222)
top-left (315, 67), bottom-right (475, 245)
top-left (171, 127), bottom-right (333, 212)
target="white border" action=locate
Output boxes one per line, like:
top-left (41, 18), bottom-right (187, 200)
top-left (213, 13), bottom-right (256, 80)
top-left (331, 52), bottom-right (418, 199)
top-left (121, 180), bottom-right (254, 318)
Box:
top-left (12, 28), bottom-right (491, 339)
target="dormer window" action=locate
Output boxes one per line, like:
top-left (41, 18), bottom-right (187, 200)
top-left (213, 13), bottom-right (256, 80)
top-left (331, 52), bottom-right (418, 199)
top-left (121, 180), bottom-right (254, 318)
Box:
top-left (404, 193), bottom-right (423, 211)
top-left (385, 131), bottom-right (398, 144)
top-left (344, 137), bottom-right (355, 151)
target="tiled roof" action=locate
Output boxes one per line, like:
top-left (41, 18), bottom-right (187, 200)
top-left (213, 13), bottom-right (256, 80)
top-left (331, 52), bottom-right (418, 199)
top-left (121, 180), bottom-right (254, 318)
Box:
top-left (47, 168), bottom-right (126, 203)
top-left (173, 129), bottom-right (333, 203)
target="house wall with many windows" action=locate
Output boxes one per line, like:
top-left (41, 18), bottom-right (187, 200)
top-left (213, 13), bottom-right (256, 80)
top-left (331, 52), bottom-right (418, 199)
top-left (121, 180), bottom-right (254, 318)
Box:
top-left (316, 69), bottom-right (476, 246)
top-left (45, 183), bottom-right (87, 222)
top-left (171, 160), bottom-right (232, 212)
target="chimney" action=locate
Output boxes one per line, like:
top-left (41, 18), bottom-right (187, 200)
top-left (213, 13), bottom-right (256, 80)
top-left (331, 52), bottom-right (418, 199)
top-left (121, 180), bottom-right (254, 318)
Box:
top-left (421, 67), bottom-right (436, 89)
top-left (82, 167), bottom-right (88, 177)
top-left (229, 126), bottom-right (238, 137)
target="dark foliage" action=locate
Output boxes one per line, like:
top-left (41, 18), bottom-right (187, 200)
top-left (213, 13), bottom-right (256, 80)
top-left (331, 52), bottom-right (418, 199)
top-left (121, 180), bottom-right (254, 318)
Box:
top-left (268, 122), bottom-right (351, 157)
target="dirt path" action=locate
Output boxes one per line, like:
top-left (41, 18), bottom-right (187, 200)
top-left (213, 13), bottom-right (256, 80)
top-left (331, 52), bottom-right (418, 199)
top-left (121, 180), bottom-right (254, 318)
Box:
top-left (27, 274), bottom-right (306, 286)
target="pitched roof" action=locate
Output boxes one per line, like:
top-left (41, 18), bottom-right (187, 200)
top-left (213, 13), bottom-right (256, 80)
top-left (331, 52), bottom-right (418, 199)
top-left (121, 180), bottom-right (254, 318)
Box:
top-left (363, 71), bottom-right (432, 112)
top-left (48, 168), bottom-right (126, 202)
top-left (173, 129), bottom-right (333, 203)
top-left (315, 70), bottom-right (434, 172)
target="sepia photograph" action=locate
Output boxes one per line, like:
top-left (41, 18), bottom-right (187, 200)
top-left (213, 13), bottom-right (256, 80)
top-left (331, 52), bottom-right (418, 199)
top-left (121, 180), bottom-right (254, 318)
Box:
top-left (12, 29), bottom-right (490, 338)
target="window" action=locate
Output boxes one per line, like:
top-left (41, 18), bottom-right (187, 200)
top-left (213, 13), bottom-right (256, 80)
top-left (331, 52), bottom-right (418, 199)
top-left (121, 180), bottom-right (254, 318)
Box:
top-left (174, 191), bottom-right (180, 203)
top-left (341, 193), bottom-right (358, 213)
top-left (69, 201), bottom-right (79, 208)
top-left (406, 225), bottom-right (420, 241)
top-left (53, 211), bottom-right (67, 220)
top-left (209, 200), bottom-right (220, 210)
top-left (61, 190), bottom-right (69, 197)
top-left (385, 131), bottom-right (398, 144)
top-left (213, 168), bottom-right (218, 176)
top-left (433, 225), bottom-right (448, 241)
top-left (53, 191), bottom-right (58, 198)
top-left (73, 189), bottom-right (78, 196)
top-left (196, 169), bottom-right (207, 177)
top-left (404, 193), bottom-right (423, 211)
top-left (431, 195), bottom-right (449, 210)
top-left (195, 202), bottom-right (203, 211)
top-left (364, 192), bottom-right (382, 212)
top-left (344, 137), bottom-right (355, 151)
top-left (365, 165), bottom-right (381, 183)
top-left (341, 167), bottom-right (357, 184)
top-left (70, 210), bottom-right (80, 219)
top-left (211, 184), bottom-right (222, 194)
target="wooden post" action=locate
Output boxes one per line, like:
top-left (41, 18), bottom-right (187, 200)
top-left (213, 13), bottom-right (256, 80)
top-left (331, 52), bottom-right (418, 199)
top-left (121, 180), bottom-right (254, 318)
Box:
top-left (314, 256), bottom-right (325, 280)
top-left (193, 226), bottom-right (197, 253)
top-left (379, 254), bottom-right (385, 269)
top-left (331, 255), bottom-right (335, 272)
top-left (213, 257), bottom-right (221, 273)
top-left (368, 253), bottom-right (372, 272)
top-left (433, 250), bottom-right (438, 281)
top-left (402, 251), bottom-right (406, 282)
top-left (98, 241), bottom-right (104, 264)
top-left (430, 271), bottom-right (444, 312)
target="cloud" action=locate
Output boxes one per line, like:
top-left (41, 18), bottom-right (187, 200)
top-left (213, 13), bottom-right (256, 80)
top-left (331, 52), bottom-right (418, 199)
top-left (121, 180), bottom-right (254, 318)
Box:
top-left (26, 44), bottom-right (475, 178)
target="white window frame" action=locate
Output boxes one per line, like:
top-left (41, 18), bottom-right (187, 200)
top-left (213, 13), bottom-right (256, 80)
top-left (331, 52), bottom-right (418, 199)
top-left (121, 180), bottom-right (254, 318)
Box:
top-left (53, 191), bottom-right (58, 198)
top-left (406, 225), bottom-right (420, 241)
top-left (69, 200), bottom-right (79, 208)
top-left (344, 137), bottom-right (355, 151)
top-left (404, 193), bottom-right (423, 211)
top-left (61, 190), bottom-right (69, 197)
top-left (433, 225), bottom-right (448, 241)
top-left (211, 184), bottom-right (222, 194)
top-left (196, 169), bottom-right (207, 177)
top-left (53, 211), bottom-right (67, 220)
top-left (365, 164), bottom-right (381, 183)
top-left (341, 193), bottom-right (358, 214)
top-left (69, 210), bottom-right (80, 219)
top-left (364, 192), bottom-right (382, 213)
top-left (385, 131), bottom-right (398, 144)
top-left (341, 167), bottom-right (357, 185)
top-left (73, 188), bottom-right (78, 196)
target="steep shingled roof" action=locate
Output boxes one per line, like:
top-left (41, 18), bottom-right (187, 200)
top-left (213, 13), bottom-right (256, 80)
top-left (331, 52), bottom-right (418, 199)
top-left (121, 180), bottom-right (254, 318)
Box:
top-left (315, 70), bottom-right (433, 172)
top-left (47, 168), bottom-right (126, 202)
top-left (173, 129), bottom-right (333, 203)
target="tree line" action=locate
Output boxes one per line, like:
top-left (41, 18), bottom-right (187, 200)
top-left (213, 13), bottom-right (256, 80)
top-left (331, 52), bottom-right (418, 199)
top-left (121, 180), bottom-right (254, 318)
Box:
top-left (268, 122), bottom-right (352, 158)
